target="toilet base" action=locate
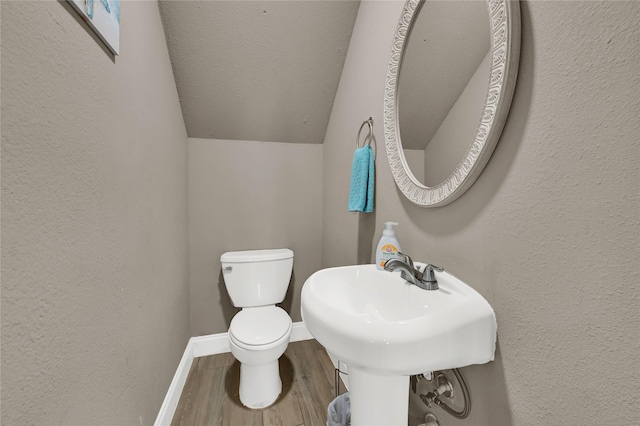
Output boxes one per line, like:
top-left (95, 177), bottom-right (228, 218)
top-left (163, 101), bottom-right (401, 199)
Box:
top-left (239, 360), bottom-right (282, 409)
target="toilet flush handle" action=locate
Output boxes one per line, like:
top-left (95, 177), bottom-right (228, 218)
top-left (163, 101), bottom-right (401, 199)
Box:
top-left (223, 266), bottom-right (232, 273)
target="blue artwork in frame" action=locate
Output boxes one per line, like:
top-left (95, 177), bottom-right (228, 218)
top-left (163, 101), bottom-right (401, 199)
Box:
top-left (69, 0), bottom-right (120, 55)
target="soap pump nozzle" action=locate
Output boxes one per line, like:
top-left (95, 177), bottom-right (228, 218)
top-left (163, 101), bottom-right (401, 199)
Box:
top-left (383, 221), bottom-right (398, 236)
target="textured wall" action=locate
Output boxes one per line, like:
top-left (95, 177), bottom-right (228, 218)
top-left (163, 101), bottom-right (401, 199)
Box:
top-left (188, 138), bottom-right (323, 336)
top-left (322, 1), bottom-right (639, 425)
top-left (1, 1), bottom-right (190, 424)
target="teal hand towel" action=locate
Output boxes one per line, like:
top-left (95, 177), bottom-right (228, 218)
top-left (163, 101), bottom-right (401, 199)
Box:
top-left (348, 145), bottom-right (375, 212)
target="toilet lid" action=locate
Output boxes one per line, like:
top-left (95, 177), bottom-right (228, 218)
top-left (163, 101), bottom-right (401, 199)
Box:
top-left (230, 306), bottom-right (292, 346)
top-left (221, 248), bottom-right (293, 263)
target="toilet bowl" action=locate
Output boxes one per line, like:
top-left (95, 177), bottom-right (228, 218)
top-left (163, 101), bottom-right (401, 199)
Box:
top-left (228, 306), bottom-right (292, 408)
top-left (220, 248), bottom-right (294, 409)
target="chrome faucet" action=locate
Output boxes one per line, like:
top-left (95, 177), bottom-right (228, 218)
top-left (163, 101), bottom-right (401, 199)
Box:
top-left (383, 253), bottom-right (443, 290)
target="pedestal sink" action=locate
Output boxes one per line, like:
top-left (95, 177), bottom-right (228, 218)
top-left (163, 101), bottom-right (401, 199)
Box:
top-left (301, 264), bottom-right (496, 426)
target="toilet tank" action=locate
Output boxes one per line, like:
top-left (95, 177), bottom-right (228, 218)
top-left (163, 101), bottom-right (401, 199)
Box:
top-left (220, 248), bottom-right (294, 308)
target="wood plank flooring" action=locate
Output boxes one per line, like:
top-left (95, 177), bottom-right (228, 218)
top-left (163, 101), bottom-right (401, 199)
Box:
top-left (171, 339), bottom-right (345, 426)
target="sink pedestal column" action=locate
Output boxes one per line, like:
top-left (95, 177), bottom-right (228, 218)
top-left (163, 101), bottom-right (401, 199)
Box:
top-left (349, 367), bottom-right (409, 426)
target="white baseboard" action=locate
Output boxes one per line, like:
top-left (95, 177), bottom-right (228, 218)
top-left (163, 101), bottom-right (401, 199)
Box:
top-left (154, 341), bottom-right (195, 426)
top-left (154, 321), bottom-right (313, 426)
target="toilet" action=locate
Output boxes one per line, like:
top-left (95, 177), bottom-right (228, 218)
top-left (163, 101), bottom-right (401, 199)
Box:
top-left (220, 248), bottom-right (294, 409)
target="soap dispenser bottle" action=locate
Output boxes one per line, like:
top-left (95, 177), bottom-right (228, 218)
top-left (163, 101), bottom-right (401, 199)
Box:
top-left (376, 222), bottom-right (403, 270)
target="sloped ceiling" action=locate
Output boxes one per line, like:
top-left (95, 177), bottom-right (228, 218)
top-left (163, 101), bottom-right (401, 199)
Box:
top-left (159, 0), bottom-right (360, 144)
top-left (159, 0), bottom-right (490, 147)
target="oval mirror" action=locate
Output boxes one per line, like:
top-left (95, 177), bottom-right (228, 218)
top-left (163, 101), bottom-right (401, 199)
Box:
top-left (384, 0), bottom-right (521, 207)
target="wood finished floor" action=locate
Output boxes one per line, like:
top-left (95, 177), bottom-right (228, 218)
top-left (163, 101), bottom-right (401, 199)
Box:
top-left (171, 339), bottom-right (345, 426)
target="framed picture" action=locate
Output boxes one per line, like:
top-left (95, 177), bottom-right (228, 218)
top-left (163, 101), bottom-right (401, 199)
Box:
top-left (68, 0), bottom-right (120, 55)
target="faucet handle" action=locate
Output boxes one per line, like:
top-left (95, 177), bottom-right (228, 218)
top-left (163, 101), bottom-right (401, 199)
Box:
top-left (397, 252), bottom-right (414, 268)
top-left (422, 264), bottom-right (444, 282)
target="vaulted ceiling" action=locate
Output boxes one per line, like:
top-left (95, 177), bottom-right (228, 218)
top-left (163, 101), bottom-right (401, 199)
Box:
top-left (159, 0), bottom-right (360, 144)
top-left (159, 0), bottom-right (490, 147)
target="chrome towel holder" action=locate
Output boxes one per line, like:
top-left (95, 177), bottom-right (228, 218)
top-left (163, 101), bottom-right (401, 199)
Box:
top-left (356, 117), bottom-right (376, 159)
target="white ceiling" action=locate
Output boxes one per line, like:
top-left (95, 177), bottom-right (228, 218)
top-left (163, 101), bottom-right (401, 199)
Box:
top-left (159, 0), bottom-right (360, 144)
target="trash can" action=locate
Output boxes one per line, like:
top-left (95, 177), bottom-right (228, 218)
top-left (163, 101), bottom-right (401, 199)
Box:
top-left (327, 392), bottom-right (351, 426)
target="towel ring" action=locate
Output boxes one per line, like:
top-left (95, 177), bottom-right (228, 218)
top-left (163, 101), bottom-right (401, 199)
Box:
top-left (356, 117), bottom-right (376, 159)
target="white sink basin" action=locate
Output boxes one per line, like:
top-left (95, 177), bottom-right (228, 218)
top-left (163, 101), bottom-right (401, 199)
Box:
top-left (301, 264), bottom-right (496, 425)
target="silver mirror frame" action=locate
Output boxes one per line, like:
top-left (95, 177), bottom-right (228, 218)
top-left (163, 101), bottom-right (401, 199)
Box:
top-left (384, 0), bottom-right (521, 207)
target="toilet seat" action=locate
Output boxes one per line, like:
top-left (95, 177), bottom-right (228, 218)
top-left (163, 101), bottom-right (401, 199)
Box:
top-left (229, 306), bottom-right (292, 349)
